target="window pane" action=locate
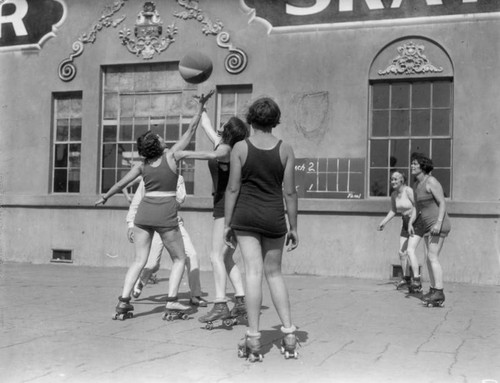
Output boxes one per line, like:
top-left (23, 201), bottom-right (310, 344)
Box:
top-left (134, 67), bottom-right (151, 91)
top-left (103, 93), bottom-right (119, 119)
top-left (69, 144), bottom-right (81, 167)
top-left (105, 68), bottom-right (121, 92)
top-left (431, 169), bottom-right (451, 198)
top-left (54, 144), bottom-right (68, 167)
top-left (370, 169), bottom-right (388, 196)
top-left (432, 139), bottom-right (451, 167)
top-left (134, 118), bottom-right (149, 140)
top-left (411, 109), bottom-right (430, 136)
top-left (56, 120), bottom-right (69, 141)
top-left (221, 94), bottom-right (236, 114)
top-left (68, 169), bottom-right (80, 193)
top-left (151, 94), bottom-right (167, 115)
top-left (101, 169), bottom-right (116, 192)
top-left (237, 92), bottom-right (252, 114)
top-left (135, 94), bottom-right (151, 117)
top-left (372, 110), bottom-right (389, 137)
top-left (370, 140), bottom-right (388, 167)
top-left (119, 144), bottom-right (135, 168)
top-left (391, 83), bottom-right (410, 109)
top-left (165, 94), bottom-right (181, 115)
top-left (390, 139), bottom-right (409, 169)
top-left (390, 110), bottom-right (409, 136)
top-left (182, 90), bottom-right (199, 115)
top-left (120, 119), bottom-right (133, 141)
top-left (150, 119), bottom-right (165, 136)
top-left (70, 119), bottom-right (82, 141)
top-left (433, 82), bottom-right (451, 108)
top-left (103, 125), bottom-right (117, 142)
top-left (166, 116), bottom-right (180, 141)
top-left (432, 109), bottom-right (450, 136)
top-left (53, 169), bottom-right (67, 192)
top-left (412, 82), bottom-right (430, 108)
top-left (151, 65), bottom-right (168, 91)
top-left (120, 95), bottom-right (135, 117)
top-left (372, 83), bottom-right (390, 109)
top-left (410, 139), bottom-right (430, 158)
top-left (56, 98), bottom-right (71, 118)
top-left (102, 144), bottom-right (117, 167)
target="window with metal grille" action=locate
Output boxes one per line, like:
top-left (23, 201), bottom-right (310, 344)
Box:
top-left (216, 85), bottom-right (253, 130)
top-left (368, 80), bottom-right (453, 197)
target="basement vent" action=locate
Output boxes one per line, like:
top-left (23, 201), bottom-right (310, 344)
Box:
top-left (51, 249), bottom-right (73, 263)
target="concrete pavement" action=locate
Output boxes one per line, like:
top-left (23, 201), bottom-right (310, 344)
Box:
top-left (1, 262), bottom-right (499, 383)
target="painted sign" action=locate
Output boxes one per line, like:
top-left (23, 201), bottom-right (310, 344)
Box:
top-left (243, 0), bottom-right (500, 27)
top-left (0, 0), bottom-right (66, 51)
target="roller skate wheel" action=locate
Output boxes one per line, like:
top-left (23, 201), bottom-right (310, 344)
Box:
top-left (223, 319), bottom-right (233, 327)
top-left (181, 313), bottom-right (188, 320)
top-left (248, 353), bottom-right (263, 362)
top-left (205, 323), bottom-right (214, 330)
top-left (237, 349), bottom-right (246, 358)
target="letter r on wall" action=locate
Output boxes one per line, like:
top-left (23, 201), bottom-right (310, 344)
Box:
top-left (0, 0), bottom-right (28, 38)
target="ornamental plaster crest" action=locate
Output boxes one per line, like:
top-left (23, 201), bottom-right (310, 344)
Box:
top-left (118, 1), bottom-right (177, 60)
top-left (378, 41), bottom-right (443, 76)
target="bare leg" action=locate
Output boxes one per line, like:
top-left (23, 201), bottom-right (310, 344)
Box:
top-left (262, 236), bottom-right (292, 328)
top-left (122, 226), bottom-right (153, 298)
top-left (210, 218), bottom-right (230, 301)
top-left (138, 232), bottom-right (163, 286)
top-left (398, 237), bottom-right (409, 276)
top-left (426, 235), bottom-right (446, 289)
top-left (179, 221), bottom-right (202, 298)
top-left (235, 230), bottom-right (263, 334)
top-left (158, 226), bottom-right (186, 298)
top-left (406, 235), bottom-right (422, 279)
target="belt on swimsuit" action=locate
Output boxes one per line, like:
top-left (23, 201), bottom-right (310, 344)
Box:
top-left (144, 191), bottom-right (176, 197)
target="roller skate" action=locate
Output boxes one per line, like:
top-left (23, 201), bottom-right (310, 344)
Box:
top-left (396, 276), bottom-right (411, 290)
top-left (229, 295), bottom-right (247, 325)
top-left (280, 325), bottom-right (299, 359)
top-left (237, 332), bottom-right (263, 362)
top-left (423, 288), bottom-right (445, 308)
top-left (132, 279), bottom-right (145, 299)
top-left (408, 277), bottom-right (423, 294)
top-left (162, 296), bottom-right (190, 321)
top-left (148, 273), bottom-right (158, 285)
top-left (198, 302), bottom-right (234, 330)
top-left (421, 287), bottom-right (436, 303)
top-left (113, 296), bottom-right (134, 320)
top-left (189, 296), bottom-right (208, 307)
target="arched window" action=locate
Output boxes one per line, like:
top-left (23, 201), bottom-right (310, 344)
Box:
top-left (368, 37), bottom-right (453, 197)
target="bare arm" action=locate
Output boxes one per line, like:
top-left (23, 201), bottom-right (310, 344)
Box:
top-left (427, 176), bottom-right (447, 235)
top-left (175, 144), bottom-right (230, 162)
top-left (223, 141), bottom-right (245, 248)
top-left (378, 193), bottom-right (397, 230)
top-left (95, 164), bottom-right (143, 205)
top-left (200, 111), bottom-right (221, 146)
top-left (282, 142), bottom-right (299, 251)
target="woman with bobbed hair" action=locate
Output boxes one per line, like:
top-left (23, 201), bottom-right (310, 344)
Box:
top-left (95, 91), bottom-right (213, 320)
top-left (411, 152), bottom-right (451, 307)
top-left (174, 112), bottom-right (249, 327)
top-left (224, 97), bottom-right (299, 361)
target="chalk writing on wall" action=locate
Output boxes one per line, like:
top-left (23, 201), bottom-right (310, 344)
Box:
top-left (295, 158), bottom-right (364, 199)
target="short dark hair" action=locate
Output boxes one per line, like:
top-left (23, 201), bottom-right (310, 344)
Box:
top-left (411, 152), bottom-right (434, 173)
top-left (246, 97), bottom-right (281, 128)
top-left (137, 131), bottom-right (164, 159)
top-left (221, 117), bottom-right (249, 147)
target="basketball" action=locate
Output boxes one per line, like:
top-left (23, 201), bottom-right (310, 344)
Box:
top-left (179, 52), bottom-right (213, 84)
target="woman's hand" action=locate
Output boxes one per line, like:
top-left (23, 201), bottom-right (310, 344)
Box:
top-left (95, 195), bottom-right (107, 206)
top-left (127, 228), bottom-right (135, 243)
top-left (408, 223), bottom-right (415, 236)
top-left (430, 221), bottom-right (442, 236)
top-left (286, 230), bottom-right (299, 252)
top-left (223, 226), bottom-right (237, 249)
